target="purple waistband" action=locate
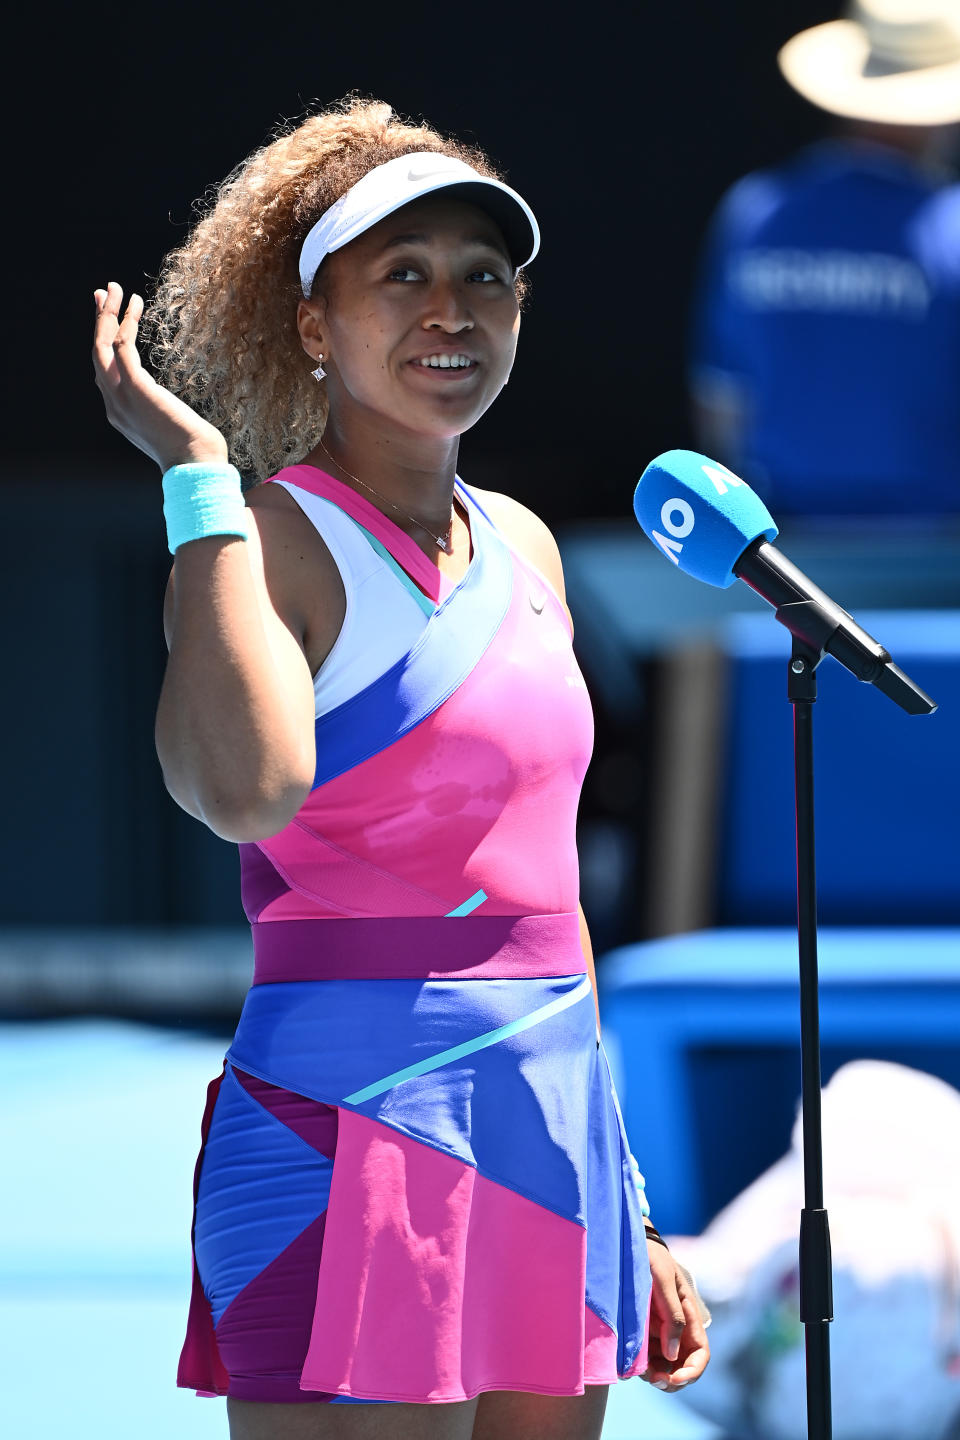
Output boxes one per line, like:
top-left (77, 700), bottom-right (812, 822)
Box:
top-left (251, 913), bottom-right (584, 983)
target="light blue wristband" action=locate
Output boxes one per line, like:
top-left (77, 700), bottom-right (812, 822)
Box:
top-left (161, 462), bottom-right (248, 555)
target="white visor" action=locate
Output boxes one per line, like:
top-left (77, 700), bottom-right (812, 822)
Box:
top-left (298, 151), bottom-right (540, 298)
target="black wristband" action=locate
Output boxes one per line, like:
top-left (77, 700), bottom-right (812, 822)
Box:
top-left (644, 1223), bottom-right (669, 1249)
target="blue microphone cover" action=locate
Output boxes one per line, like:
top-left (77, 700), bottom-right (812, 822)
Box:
top-left (633, 449), bottom-right (778, 588)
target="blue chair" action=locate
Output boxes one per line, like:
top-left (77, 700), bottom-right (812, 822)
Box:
top-left (716, 610), bottom-right (960, 926)
top-left (601, 927), bottom-right (960, 1234)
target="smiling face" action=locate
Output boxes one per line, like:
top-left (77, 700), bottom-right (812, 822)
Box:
top-left (298, 194), bottom-right (521, 444)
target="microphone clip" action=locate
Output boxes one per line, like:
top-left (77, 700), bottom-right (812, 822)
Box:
top-left (774, 599), bottom-right (936, 716)
top-left (786, 632), bottom-right (822, 706)
top-left (777, 598), bottom-right (858, 707)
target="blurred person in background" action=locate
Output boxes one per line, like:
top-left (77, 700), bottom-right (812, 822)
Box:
top-left (671, 1061), bottom-right (960, 1440)
top-left (91, 98), bottom-right (708, 1440)
top-left (689, 0), bottom-right (960, 520)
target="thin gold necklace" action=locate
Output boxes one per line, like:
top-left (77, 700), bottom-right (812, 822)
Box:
top-left (316, 435), bottom-right (455, 554)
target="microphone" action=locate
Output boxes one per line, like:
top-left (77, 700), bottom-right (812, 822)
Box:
top-left (633, 450), bottom-right (937, 715)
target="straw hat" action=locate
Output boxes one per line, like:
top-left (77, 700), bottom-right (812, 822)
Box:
top-left (778, 1), bottom-right (960, 126)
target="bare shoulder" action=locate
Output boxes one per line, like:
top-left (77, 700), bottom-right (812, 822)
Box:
top-left (245, 481), bottom-right (346, 662)
top-left (244, 475), bottom-right (317, 535)
top-left (468, 486), bottom-right (567, 603)
top-left (245, 480), bottom-right (342, 588)
top-left (244, 479), bottom-right (303, 512)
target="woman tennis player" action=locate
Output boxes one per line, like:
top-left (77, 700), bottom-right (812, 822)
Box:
top-left (92, 96), bottom-right (709, 1440)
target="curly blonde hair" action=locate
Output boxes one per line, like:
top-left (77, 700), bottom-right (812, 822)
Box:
top-left (146, 96), bottom-right (527, 482)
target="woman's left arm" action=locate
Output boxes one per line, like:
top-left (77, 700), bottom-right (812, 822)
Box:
top-left (581, 822), bottom-right (710, 1394)
top-left (578, 895), bottom-right (710, 1389)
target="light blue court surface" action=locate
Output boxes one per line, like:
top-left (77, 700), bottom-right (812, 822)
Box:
top-left (1, 1020), bottom-right (723, 1440)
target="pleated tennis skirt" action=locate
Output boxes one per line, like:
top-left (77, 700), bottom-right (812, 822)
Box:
top-left (178, 916), bottom-right (652, 1404)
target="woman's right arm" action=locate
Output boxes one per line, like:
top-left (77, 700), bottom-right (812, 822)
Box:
top-left (94, 283), bottom-right (319, 842)
top-left (157, 518), bottom-right (318, 841)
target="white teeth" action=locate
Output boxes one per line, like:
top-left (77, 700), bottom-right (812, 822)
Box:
top-left (419, 354), bottom-right (474, 369)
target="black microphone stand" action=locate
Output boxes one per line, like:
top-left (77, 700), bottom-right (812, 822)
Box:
top-left (768, 598), bottom-right (937, 1440)
top-left (787, 630), bottom-right (833, 1440)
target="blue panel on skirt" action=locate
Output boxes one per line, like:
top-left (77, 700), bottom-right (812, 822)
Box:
top-left (195, 1065), bottom-right (334, 1325)
top-left (584, 1045), bottom-right (627, 1337)
top-left (228, 975), bottom-right (594, 1226)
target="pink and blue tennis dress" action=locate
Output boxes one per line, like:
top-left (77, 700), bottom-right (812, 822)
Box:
top-left (177, 465), bottom-right (652, 1405)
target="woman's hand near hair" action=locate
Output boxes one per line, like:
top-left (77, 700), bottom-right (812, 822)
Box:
top-left (93, 282), bottom-right (321, 841)
top-left (92, 282), bottom-right (227, 470)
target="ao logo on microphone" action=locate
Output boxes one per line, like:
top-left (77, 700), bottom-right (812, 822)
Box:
top-left (652, 462), bottom-right (744, 565)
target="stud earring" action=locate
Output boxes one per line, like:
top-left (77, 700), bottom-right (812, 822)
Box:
top-left (311, 353), bottom-right (326, 382)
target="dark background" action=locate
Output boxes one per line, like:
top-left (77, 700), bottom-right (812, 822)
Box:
top-left (17, 0), bottom-right (838, 511)
top-left (4, 1), bottom-right (839, 931)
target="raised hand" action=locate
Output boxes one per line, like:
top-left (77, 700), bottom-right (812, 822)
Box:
top-left (92, 282), bottom-right (229, 472)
